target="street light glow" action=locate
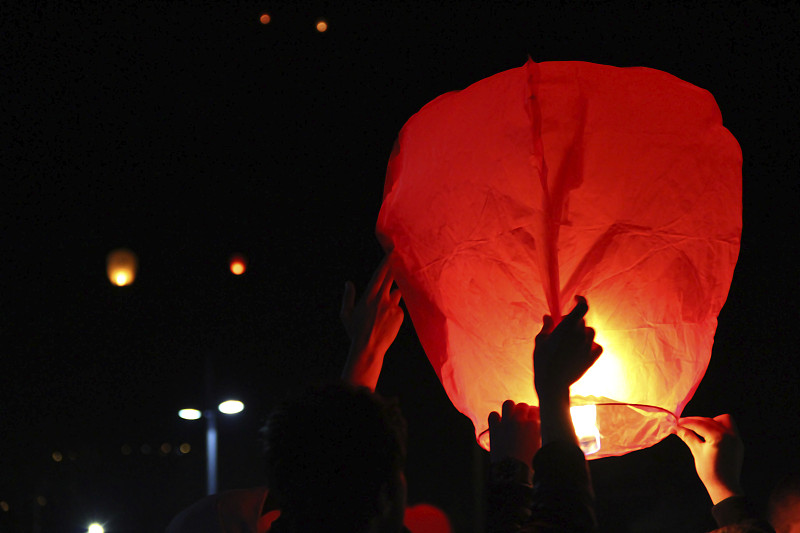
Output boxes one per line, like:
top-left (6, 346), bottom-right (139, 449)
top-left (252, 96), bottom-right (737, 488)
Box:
top-left (179, 408), bottom-right (202, 420)
top-left (218, 400), bottom-right (244, 414)
top-left (88, 523), bottom-right (104, 533)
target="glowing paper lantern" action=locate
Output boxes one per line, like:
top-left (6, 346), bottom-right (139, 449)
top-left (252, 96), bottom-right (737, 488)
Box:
top-left (377, 60), bottom-right (741, 458)
top-left (229, 254), bottom-right (247, 275)
top-left (106, 248), bottom-right (138, 286)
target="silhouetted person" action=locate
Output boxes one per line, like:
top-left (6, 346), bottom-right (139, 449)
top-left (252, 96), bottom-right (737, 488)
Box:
top-left (167, 257), bottom-right (407, 532)
top-left (767, 472), bottom-right (800, 533)
top-left (678, 414), bottom-right (775, 533)
top-left (488, 296), bottom-right (602, 532)
top-left (261, 382), bottom-right (408, 532)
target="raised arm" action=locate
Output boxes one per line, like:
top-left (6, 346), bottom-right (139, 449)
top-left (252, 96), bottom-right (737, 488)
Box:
top-left (534, 296), bottom-right (602, 446)
top-left (340, 256), bottom-right (404, 391)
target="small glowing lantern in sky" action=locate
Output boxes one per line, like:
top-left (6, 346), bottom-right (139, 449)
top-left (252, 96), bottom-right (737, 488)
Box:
top-left (229, 254), bottom-right (247, 275)
top-left (377, 60), bottom-right (741, 458)
top-left (106, 248), bottom-right (138, 287)
top-left (259, 13), bottom-right (271, 25)
top-left (315, 19), bottom-right (328, 33)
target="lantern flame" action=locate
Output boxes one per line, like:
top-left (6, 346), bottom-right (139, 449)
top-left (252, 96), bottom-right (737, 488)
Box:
top-left (570, 404), bottom-right (601, 455)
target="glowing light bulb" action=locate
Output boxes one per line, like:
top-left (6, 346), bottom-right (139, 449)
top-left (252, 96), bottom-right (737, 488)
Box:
top-left (178, 408), bottom-right (202, 420)
top-left (218, 400), bottom-right (244, 414)
top-left (316, 19), bottom-right (328, 32)
top-left (259, 13), bottom-right (271, 25)
top-left (88, 523), bottom-right (104, 533)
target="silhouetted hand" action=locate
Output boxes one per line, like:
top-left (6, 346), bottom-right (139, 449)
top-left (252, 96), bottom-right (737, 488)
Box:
top-left (340, 255), bottom-right (404, 391)
top-left (533, 296), bottom-right (603, 401)
top-left (488, 400), bottom-right (541, 467)
top-left (677, 414), bottom-right (744, 505)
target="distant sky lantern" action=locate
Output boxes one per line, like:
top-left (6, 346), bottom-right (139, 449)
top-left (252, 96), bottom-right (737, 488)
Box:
top-left (229, 254), bottom-right (247, 275)
top-left (259, 13), bottom-right (271, 25)
top-left (377, 60), bottom-right (741, 458)
top-left (106, 248), bottom-right (138, 287)
top-left (315, 19), bottom-right (328, 32)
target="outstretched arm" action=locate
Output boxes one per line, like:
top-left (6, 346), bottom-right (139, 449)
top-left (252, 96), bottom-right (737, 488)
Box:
top-left (340, 256), bottom-right (404, 391)
top-left (486, 297), bottom-right (602, 532)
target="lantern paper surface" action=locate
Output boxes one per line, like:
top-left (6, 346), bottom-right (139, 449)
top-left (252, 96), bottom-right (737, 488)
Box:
top-left (376, 60), bottom-right (741, 458)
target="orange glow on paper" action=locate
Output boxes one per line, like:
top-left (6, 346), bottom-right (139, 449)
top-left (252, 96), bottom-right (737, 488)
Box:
top-left (106, 248), bottom-right (138, 286)
top-left (316, 20), bottom-right (328, 32)
top-left (570, 405), bottom-right (601, 455)
top-left (229, 255), bottom-right (247, 275)
top-left (259, 13), bottom-right (271, 25)
top-left (377, 60), bottom-right (741, 459)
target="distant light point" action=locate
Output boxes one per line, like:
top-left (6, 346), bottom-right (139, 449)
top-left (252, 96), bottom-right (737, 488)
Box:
top-left (316, 19), bottom-right (328, 32)
top-left (52, 451), bottom-right (63, 462)
top-left (160, 442), bottom-right (172, 455)
top-left (179, 442), bottom-right (191, 454)
top-left (107, 248), bottom-right (138, 286)
top-left (0, 501), bottom-right (9, 512)
top-left (259, 13), bottom-right (271, 25)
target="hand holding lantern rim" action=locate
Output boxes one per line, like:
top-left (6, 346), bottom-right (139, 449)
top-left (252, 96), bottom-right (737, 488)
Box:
top-left (677, 414), bottom-right (744, 505)
top-left (340, 255), bottom-right (404, 391)
top-left (488, 400), bottom-right (541, 470)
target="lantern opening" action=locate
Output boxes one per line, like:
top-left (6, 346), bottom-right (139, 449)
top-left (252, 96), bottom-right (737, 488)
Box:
top-left (570, 405), bottom-right (601, 455)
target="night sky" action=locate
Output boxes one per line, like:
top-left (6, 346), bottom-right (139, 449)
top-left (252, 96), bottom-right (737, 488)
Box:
top-left (3, 2), bottom-right (799, 532)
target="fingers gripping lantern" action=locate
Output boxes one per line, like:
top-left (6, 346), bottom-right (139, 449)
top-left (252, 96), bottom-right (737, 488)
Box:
top-left (376, 60), bottom-right (741, 458)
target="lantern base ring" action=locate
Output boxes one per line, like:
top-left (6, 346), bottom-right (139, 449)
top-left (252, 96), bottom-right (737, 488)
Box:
top-left (477, 400), bottom-right (678, 459)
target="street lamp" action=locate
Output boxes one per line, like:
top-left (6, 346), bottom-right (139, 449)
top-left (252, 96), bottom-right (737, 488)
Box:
top-left (179, 399), bottom-right (245, 495)
top-left (178, 348), bottom-right (246, 494)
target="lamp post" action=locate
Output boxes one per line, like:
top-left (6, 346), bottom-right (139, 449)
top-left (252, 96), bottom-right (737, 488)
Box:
top-left (179, 399), bottom-right (244, 495)
top-left (178, 355), bottom-right (244, 495)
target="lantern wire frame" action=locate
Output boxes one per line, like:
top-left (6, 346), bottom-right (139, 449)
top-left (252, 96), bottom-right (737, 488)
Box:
top-left (478, 401), bottom-right (679, 457)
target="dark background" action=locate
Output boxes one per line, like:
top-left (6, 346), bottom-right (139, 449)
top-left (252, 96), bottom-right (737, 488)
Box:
top-left (3, 1), bottom-right (798, 532)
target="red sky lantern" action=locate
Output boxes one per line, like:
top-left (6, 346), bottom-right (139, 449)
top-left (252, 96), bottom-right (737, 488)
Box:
top-left (229, 254), bottom-right (247, 275)
top-left (377, 60), bottom-right (741, 458)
